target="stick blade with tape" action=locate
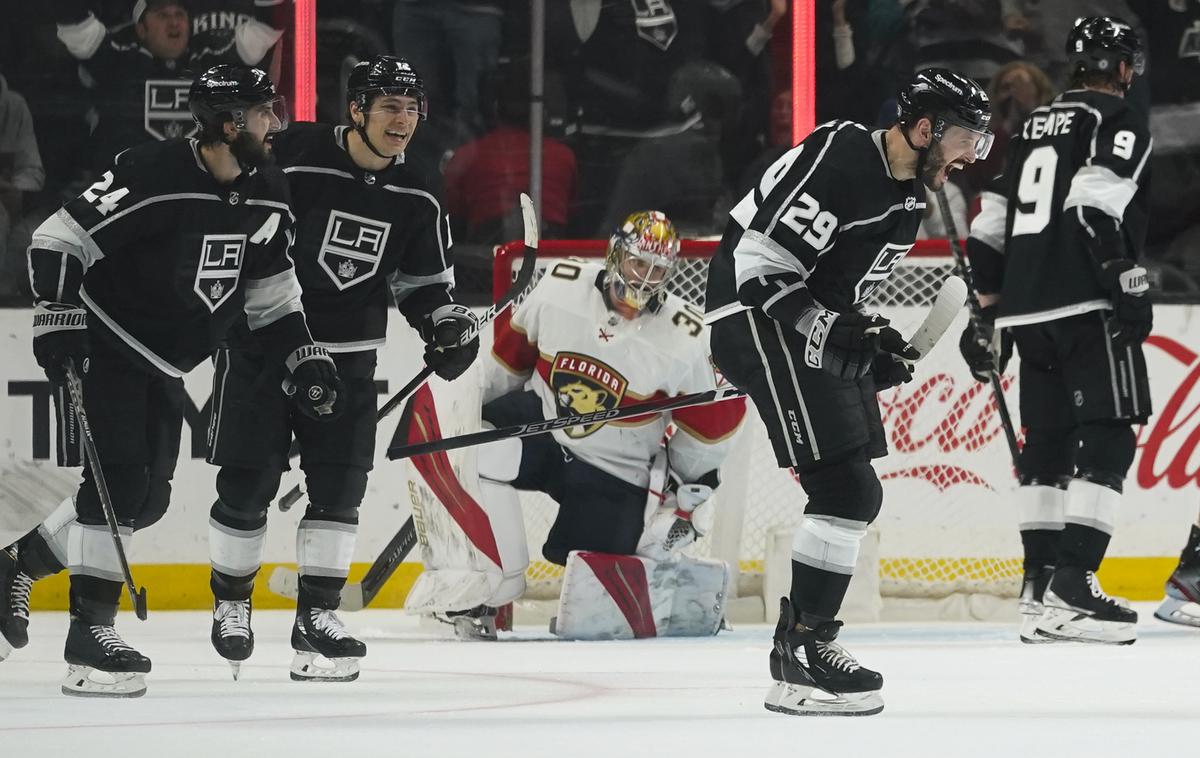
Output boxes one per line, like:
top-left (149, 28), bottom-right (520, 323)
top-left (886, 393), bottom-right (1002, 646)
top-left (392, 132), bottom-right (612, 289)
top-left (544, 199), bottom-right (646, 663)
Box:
top-left (908, 275), bottom-right (967, 360)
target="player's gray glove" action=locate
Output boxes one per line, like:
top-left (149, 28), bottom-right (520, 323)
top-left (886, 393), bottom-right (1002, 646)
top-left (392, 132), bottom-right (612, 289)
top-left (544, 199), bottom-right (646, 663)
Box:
top-left (958, 304), bottom-right (1012, 383)
top-left (285, 345), bottom-right (344, 421)
top-left (420, 304), bottom-right (480, 381)
top-left (32, 302), bottom-right (89, 383)
top-left (1101, 260), bottom-right (1152, 347)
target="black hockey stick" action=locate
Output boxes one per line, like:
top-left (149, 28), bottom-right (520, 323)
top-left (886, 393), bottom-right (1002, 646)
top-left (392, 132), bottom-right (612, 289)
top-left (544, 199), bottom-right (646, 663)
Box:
top-left (276, 193), bottom-right (542, 512)
top-left (934, 189), bottom-right (1021, 468)
top-left (63, 360), bottom-right (149, 620)
top-left (388, 386), bottom-right (748, 460)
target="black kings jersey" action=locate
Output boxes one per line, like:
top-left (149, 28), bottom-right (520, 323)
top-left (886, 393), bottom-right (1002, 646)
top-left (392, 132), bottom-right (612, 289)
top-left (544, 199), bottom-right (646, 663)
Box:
top-left (705, 120), bottom-right (925, 327)
top-left (968, 89), bottom-right (1152, 328)
top-left (29, 139), bottom-right (302, 377)
top-left (266, 123), bottom-right (455, 352)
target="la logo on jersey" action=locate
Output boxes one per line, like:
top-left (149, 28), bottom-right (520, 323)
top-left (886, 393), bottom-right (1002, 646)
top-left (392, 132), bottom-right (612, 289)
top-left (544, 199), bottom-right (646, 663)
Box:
top-left (854, 243), bottom-right (913, 303)
top-left (144, 80), bottom-right (198, 140)
top-left (195, 234), bottom-right (246, 311)
top-left (550, 352), bottom-right (628, 438)
top-left (319, 210), bottom-right (391, 290)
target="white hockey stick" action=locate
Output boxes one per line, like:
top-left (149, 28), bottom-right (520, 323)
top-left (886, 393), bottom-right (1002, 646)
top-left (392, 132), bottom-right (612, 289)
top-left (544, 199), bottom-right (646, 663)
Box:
top-left (906, 274), bottom-right (967, 362)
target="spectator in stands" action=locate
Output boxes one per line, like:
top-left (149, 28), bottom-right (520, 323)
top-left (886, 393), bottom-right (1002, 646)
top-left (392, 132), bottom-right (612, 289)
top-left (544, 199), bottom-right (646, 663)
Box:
top-left (959, 59), bottom-right (1054, 198)
top-left (391, 0), bottom-right (503, 142)
top-left (0, 68), bottom-right (45, 300)
top-left (443, 64), bottom-right (578, 245)
top-left (54, 0), bottom-right (280, 168)
top-left (596, 61), bottom-right (741, 238)
top-left (702, 0), bottom-right (788, 196)
top-left (908, 0), bottom-right (1024, 86)
top-left (1137, 0), bottom-right (1200, 287)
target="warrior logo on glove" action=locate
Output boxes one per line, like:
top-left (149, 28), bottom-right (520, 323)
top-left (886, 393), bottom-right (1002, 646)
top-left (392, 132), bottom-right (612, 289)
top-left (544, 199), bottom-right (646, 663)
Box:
top-left (550, 352), bottom-right (628, 438)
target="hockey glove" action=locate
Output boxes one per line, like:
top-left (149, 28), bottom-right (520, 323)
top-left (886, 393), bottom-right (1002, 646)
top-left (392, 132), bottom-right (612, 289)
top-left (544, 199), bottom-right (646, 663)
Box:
top-left (958, 305), bottom-right (1011, 383)
top-left (799, 310), bottom-right (886, 381)
top-left (32, 302), bottom-right (89, 383)
top-left (420, 304), bottom-right (480, 381)
top-left (1101, 260), bottom-right (1152, 347)
top-left (285, 345), bottom-right (344, 421)
top-left (871, 353), bottom-right (913, 391)
top-left (636, 483), bottom-right (714, 562)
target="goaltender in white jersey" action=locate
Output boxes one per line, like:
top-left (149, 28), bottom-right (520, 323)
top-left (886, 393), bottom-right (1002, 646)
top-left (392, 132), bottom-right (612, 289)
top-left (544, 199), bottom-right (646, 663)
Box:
top-left (402, 211), bottom-right (746, 639)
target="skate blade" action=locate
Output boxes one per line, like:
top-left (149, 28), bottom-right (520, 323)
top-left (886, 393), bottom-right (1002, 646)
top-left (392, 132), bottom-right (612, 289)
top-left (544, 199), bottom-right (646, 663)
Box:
top-left (229, 661), bottom-right (241, 681)
top-left (1019, 614), bottom-right (1058, 645)
top-left (1154, 597), bottom-right (1200, 628)
top-left (763, 680), bottom-right (883, 717)
top-left (0, 636), bottom-right (11, 662)
top-left (452, 616), bottom-right (498, 642)
top-left (289, 651), bottom-right (360, 682)
top-left (1035, 608), bottom-right (1137, 645)
top-left (61, 665), bottom-right (147, 698)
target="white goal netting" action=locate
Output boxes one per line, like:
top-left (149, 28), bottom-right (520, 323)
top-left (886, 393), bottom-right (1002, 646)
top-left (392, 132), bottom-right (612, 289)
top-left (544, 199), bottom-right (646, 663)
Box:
top-left (493, 239), bottom-right (1024, 608)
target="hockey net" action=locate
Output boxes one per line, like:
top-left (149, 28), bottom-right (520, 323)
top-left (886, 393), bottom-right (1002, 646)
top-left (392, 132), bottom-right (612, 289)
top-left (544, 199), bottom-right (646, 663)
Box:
top-left (492, 239), bottom-right (1023, 612)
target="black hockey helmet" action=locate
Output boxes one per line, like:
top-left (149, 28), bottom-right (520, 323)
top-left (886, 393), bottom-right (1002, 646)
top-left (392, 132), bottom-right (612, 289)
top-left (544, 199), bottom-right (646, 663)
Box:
top-left (347, 55), bottom-right (427, 121)
top-left (190, 65), bottom-right (287, 134)
top-left (1067, 16), bottom-right (1145, 79)
top-left (897, 68), bottom-right (993, 159)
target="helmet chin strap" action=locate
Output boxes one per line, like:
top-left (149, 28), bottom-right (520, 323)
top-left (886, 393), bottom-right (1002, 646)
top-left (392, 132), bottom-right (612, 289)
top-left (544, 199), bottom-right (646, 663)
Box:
top-left (353, 104), bottom-right (393, 161)
top-left (901, 124), bottom-right (934, 183)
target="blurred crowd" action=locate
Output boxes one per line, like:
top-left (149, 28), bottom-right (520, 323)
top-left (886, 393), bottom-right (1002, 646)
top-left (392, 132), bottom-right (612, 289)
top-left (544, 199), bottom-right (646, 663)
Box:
top-left (2, 0), bottom-right (1200, 303)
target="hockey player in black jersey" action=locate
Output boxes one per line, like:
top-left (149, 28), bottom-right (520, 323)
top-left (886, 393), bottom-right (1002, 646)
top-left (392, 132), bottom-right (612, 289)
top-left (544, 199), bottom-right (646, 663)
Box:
top-left (0, 65), bottom-right (343, 696)
top-left (961, 17), bottom-right (1151, 646)
top-left (705, 69), bottom-right (993, 716)
top-left (204, 55), bottom-right (478, 681)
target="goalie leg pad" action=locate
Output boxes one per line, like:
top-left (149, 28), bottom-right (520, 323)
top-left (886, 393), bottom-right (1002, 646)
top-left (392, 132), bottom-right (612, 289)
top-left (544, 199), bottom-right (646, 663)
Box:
top-left (552, 551), bottom-right (730, 640)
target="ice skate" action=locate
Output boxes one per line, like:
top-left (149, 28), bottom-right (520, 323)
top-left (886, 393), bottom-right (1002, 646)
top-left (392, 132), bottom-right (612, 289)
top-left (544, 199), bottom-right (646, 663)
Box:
top-left (1018, 565), bottom-right (1055, 644)
top-left (1154, 561), bottom-right (1200, 629)
top-left (440, 605), bottom-right (499, 641)
top-left (61, 618), bottom-right (151, 698)
top-left (212, 599), bottom-right (254, 680)
top-left (290, 606), bottom-right (366, 682)
top-left (0, 545), bottom-right (33, 660)
top-left (763, 599), bottom-right (883, 717)
top-left (1036, 567), bottom-right (1137, 644)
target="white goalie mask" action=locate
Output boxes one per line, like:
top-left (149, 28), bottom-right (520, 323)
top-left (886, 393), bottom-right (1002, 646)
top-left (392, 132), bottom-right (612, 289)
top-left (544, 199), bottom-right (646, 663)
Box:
top-left (604, 211), bottom-right (681, 311)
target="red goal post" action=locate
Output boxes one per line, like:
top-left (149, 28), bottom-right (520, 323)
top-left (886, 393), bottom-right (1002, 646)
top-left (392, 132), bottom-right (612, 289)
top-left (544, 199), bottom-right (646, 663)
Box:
top-left (491, 238), bottom-right (1025, 618)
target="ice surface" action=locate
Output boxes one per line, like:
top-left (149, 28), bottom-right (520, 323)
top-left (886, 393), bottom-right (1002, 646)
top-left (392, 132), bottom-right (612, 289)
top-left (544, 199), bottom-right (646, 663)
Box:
top-left (2, 606), bottom-right (1197, 757)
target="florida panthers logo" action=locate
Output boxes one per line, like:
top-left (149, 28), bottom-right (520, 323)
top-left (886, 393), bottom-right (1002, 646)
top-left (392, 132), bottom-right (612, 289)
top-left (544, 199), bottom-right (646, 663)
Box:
top-left (550, 352), bottom-right (629, 438)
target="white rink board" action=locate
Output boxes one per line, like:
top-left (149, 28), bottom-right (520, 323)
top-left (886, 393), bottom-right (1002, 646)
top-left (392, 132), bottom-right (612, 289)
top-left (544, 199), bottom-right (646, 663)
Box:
top-left (3, 305), bottom-right (1200, 566)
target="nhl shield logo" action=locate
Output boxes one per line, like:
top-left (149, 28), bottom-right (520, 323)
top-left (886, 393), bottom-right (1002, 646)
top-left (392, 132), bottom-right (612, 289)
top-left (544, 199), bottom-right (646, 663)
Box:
top-left (145, 79), bottom-right (198, 141)
top-left (550, 352), bottom-right (628, 439)
top-left (195, 234), bottom-right (246, 312)
top-left (319, 210), bottom-right (390, 290)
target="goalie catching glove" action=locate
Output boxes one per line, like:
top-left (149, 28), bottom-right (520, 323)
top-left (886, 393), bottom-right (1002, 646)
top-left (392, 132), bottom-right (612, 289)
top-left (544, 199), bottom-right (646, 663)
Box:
top-left (636, 483), bottom-right (715, 562)
top-left (420, 303), bottom-right (480, 380)
top-left (285, 345), bottom-right (344, 420)
top-left (958, 304), bottom-right (1012, 383)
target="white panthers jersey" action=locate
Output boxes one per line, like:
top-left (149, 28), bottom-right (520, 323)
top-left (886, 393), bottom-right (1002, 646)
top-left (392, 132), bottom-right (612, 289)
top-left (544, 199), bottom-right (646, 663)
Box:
top-left (487, 261), bottom-right (745, 488)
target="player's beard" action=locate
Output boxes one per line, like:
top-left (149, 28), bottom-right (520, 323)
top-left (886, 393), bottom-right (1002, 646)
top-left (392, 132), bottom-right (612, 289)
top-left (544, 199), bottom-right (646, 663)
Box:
top-left (229, 131), bottom-right (273, 171)
top-left (919, 140), bottom-right (949, 191)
